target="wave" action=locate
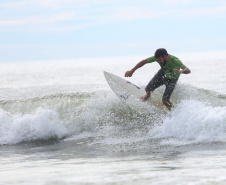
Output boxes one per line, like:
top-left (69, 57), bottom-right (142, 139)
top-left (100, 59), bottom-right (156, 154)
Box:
top-left (150, 100), bottom-right (226, 146)
top-left (0, 84), bottom-right (225, 145)
top-left (0, 108), bottom-right (67, 145)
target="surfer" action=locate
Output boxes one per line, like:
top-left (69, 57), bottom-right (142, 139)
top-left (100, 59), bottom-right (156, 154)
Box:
top-left (125, 48), bottom-right (191, 110)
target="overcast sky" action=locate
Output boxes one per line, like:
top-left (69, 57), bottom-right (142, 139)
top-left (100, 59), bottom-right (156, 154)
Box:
top-left (1, 0), bottom-right (226, 62)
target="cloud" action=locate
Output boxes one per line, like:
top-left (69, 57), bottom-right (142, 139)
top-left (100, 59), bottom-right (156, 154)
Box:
top-left (172, 5), bottom-right (226, 17)
top-left (0, 44), bottom-right (35, 48)
top-left (0, 0), bottom-right (226, 32)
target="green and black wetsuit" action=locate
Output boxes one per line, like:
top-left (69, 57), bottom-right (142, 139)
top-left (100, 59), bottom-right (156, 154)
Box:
top-left (146, 54), bottom-right (184, 100)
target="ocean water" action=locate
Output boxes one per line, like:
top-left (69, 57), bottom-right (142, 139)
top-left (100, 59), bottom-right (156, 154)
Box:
top-left (0, 52), bottom-right (226, 185)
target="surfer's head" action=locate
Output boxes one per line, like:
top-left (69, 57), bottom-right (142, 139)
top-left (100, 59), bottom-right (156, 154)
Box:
top-left (155, 48), bottom-right (168, 58)
top-left (155, 48), bottom-right (169, 66)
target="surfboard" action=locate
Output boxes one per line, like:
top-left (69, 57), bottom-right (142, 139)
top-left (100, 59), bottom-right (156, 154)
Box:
top-left (103, 71), bottom-right (168, 111)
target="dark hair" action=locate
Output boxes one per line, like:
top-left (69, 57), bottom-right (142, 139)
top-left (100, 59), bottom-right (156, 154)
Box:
top-left (154, 48), bottom-right (168, 58)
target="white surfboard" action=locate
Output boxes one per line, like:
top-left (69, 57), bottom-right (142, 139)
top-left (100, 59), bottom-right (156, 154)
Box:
top-left (103, 71), bottom-right (168, 111)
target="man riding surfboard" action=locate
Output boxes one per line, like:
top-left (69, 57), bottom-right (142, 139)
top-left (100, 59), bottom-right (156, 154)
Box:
top-left (125, 48), bottom-right (191, 110)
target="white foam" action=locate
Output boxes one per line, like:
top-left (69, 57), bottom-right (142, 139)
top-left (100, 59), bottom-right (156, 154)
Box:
top-left (149, 100), bottom-right (226, 146)
top-left (0, 108), bottom-right (67, 145)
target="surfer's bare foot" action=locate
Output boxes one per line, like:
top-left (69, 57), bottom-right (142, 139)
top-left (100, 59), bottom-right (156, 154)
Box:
top-left (162, 99), bottom-right (173, 111)
top-left (141, 90), bottom-right (150, 101)
top-left (140, 95), bottom-right (150, 101)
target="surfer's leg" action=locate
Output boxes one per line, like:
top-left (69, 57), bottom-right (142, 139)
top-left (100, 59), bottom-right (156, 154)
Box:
top-left (143, 69), bottom-right (164, 101)
top-left (162, 79), bottom-right (178, 110)
top-left (146, 69), bottom-right (164, 92)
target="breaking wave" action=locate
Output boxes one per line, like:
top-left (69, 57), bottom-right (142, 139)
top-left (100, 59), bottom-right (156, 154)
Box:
top-left (0, 84), bottom-right (225, 146)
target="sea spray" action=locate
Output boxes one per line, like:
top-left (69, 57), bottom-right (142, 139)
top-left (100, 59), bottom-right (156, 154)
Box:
top-left (0, 108), bottom-right (67, 145)
top-left (149, 100), bottom-right (226, 146)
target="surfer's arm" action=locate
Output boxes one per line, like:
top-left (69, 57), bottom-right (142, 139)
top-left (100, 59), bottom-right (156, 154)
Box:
top-left (125, 59), bottom-right (148, 77)
top-left (173, 66), bottom-right (191, 74)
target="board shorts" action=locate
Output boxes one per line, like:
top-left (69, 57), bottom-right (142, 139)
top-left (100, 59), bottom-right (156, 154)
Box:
top-left (146, 69), bottom-right (178, 100)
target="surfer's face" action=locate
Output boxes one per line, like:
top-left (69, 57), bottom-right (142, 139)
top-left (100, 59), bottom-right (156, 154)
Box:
top-left (156, 57), bottom-right (165, 65)
top-left (156, 55), bottom-right (168, 66)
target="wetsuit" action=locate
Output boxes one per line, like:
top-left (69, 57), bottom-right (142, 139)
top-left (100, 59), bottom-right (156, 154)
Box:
top-left (146, 54), bottom-right (184, 101)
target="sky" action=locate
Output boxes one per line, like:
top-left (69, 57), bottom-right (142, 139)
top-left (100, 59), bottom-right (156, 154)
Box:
top-left (0, 0), bottom-right (226, 62)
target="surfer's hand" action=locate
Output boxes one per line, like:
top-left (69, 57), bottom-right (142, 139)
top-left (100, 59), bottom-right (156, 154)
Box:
top-left (173, 69), bottom-right (182, 74)
top-left (125, 71), bottom-right (133, 77)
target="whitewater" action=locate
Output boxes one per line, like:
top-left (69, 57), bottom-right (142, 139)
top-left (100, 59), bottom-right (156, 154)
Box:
top-left (0, 52), bottom-right (226, 185)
